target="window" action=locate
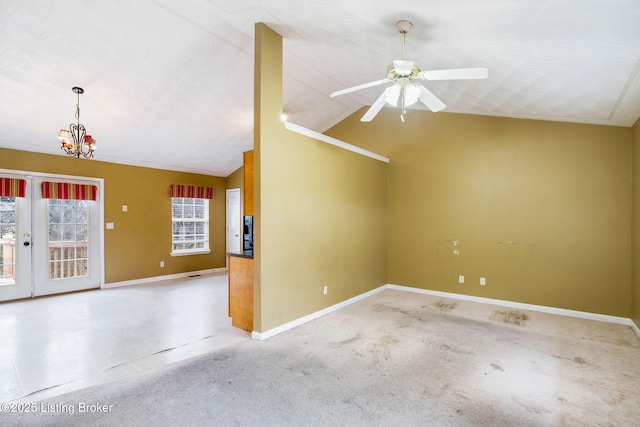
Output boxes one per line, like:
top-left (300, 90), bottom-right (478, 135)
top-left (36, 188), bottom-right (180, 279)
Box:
top-left (171, 197), bottom-right (210, 255)
top-left (47, 199), bottom-right (89, 279)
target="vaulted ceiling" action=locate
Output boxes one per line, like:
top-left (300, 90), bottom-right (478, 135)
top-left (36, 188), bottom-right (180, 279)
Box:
top-left (1, 0), bottom-right (639, 176)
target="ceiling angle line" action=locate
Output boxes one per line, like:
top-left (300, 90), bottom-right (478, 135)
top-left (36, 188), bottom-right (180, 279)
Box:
top-left (149, 0), bottom-right (253, 55)
top-left (608, 57), bottom-right (640, 121)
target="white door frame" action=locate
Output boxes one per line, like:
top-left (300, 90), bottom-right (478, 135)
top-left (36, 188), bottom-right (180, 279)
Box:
top-left (0, 168), bottom-right (104, 299)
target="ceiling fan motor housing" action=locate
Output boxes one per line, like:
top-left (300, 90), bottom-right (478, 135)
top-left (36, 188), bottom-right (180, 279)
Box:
top-left (388, 60), bottom-right (420, 79)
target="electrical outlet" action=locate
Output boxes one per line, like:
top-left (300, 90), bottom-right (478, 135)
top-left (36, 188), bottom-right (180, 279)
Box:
top-left (122, 205), bottom-right (128, 212)
top-left (480, 277), bottom-right (486, 286)
top-left (323, 285), bottom-right (328, 295)
top-left (458, 275), bottom-right (464, 284)
top-left (160, 261), bottom-right (165, 268)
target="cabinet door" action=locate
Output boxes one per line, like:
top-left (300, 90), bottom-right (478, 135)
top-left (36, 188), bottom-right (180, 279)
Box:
top-left (228, 256), bottom-right (253, 332)
top-left (243, 150), bottom-right (254, 216)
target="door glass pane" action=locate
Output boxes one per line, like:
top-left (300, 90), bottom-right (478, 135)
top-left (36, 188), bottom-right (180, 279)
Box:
top-left (0, 197), bottom-right (17, 286)
top-left (48, 199), bottom-right (89, 280)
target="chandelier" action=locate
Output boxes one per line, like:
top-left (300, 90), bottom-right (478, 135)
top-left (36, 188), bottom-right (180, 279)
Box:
top-left (57, 87), bottom-right (97, 158)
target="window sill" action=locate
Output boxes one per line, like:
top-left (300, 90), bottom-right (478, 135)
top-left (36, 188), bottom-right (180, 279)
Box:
top-left (170, 249), bottom-right (211, 257)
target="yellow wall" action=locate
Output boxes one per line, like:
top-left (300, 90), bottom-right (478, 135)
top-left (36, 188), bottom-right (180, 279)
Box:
top-left (227, 166), bottom-right (243, 192)
top-left (327, 108), bottom-right (632, 317)
top-left (0, 147), bottom-right (227, 283)
top-left (633, 118), bottom-right (640, 327)
top-left (254, 24), bottom-right (388, 332)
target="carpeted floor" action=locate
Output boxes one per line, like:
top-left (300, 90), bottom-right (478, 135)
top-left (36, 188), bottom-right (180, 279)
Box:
top-left (3, 289), bottom-right (640, 426)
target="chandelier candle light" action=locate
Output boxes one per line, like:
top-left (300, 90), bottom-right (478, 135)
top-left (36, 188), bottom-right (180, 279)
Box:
top-left (57, 87), bottom-right (97, 158)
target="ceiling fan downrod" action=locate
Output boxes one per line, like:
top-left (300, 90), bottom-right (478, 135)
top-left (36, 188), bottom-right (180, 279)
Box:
top-left (397, 20), bottom-right (412, 60)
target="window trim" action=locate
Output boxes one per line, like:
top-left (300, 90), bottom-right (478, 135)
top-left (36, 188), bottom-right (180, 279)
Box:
top-left (170, 249), bottom-right (211, 257)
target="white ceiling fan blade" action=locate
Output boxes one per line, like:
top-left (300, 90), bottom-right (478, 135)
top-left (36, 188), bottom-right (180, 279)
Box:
top-left (416, 84), bottom-right (446, 112)
top-left (384, 84), bottom-right (400, 107)
top-left (330, 78), bottom-right (391, 97)
top-left (419, 67), bottom-right (488, 81)
top-left (360, 88), bottom-right (393, 122)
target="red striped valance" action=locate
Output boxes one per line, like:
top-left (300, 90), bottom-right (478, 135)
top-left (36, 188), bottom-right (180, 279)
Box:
top-left (41, 182), bottom-right (97, 201)
top-left (0, 177), bottom-right (26, 197)
top-left (169, 184), bottom-right (214, 199)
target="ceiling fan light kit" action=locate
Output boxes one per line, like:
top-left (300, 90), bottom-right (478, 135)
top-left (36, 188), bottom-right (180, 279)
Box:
top-left (330, 19), bottom-right (488, 122)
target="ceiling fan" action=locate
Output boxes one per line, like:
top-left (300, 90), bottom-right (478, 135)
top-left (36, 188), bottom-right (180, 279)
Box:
top-left (330, 20), bottom-right (488, 122)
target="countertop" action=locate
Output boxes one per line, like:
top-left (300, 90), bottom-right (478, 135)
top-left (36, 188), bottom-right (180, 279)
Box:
top-left (227, 250), bottom-right (254, 259)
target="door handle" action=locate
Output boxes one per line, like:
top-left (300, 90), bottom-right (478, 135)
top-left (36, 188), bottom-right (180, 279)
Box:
top-left (23, 241), bottom-right (30, 246)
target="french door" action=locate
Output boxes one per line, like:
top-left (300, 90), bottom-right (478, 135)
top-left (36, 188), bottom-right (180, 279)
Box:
top-left (0, 172), bottom-right (102, 301)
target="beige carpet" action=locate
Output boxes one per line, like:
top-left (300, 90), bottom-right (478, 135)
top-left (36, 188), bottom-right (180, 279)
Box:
top-left (3, 289), bottom-right (640, 426)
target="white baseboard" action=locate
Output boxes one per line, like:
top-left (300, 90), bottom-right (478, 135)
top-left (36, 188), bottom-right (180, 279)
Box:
top-left (251, 286), bottom-right (388, 341)
top-left (103, 268), bottom-right (227, 289)
top-left (252, 283), bottom-right (640, 342)
top-left (386, 284), bottom-right (631, 326)
top-left (630, 319), bottom-right (640, 339)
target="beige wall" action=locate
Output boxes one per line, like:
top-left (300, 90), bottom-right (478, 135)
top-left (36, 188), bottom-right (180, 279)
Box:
top-left (0, 147), bottom-right (227, 283)
top-left (327, 108), bottom-right (632, 317)
top-left (254, 24), bottom-right (388, 332)
top-left (633, 118), bottom-right (640, 327)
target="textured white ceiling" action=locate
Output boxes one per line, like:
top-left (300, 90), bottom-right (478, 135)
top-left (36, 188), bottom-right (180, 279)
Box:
top-left (1, 0), bottom-right (639, 176)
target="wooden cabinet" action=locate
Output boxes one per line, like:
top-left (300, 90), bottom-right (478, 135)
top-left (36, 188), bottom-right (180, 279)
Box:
top-left (243, 150), bottom-right (254, 216)
top-left (230, 150), bottom-right (254, 332)
top-left (228, 254), bottom-right (253, 332)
